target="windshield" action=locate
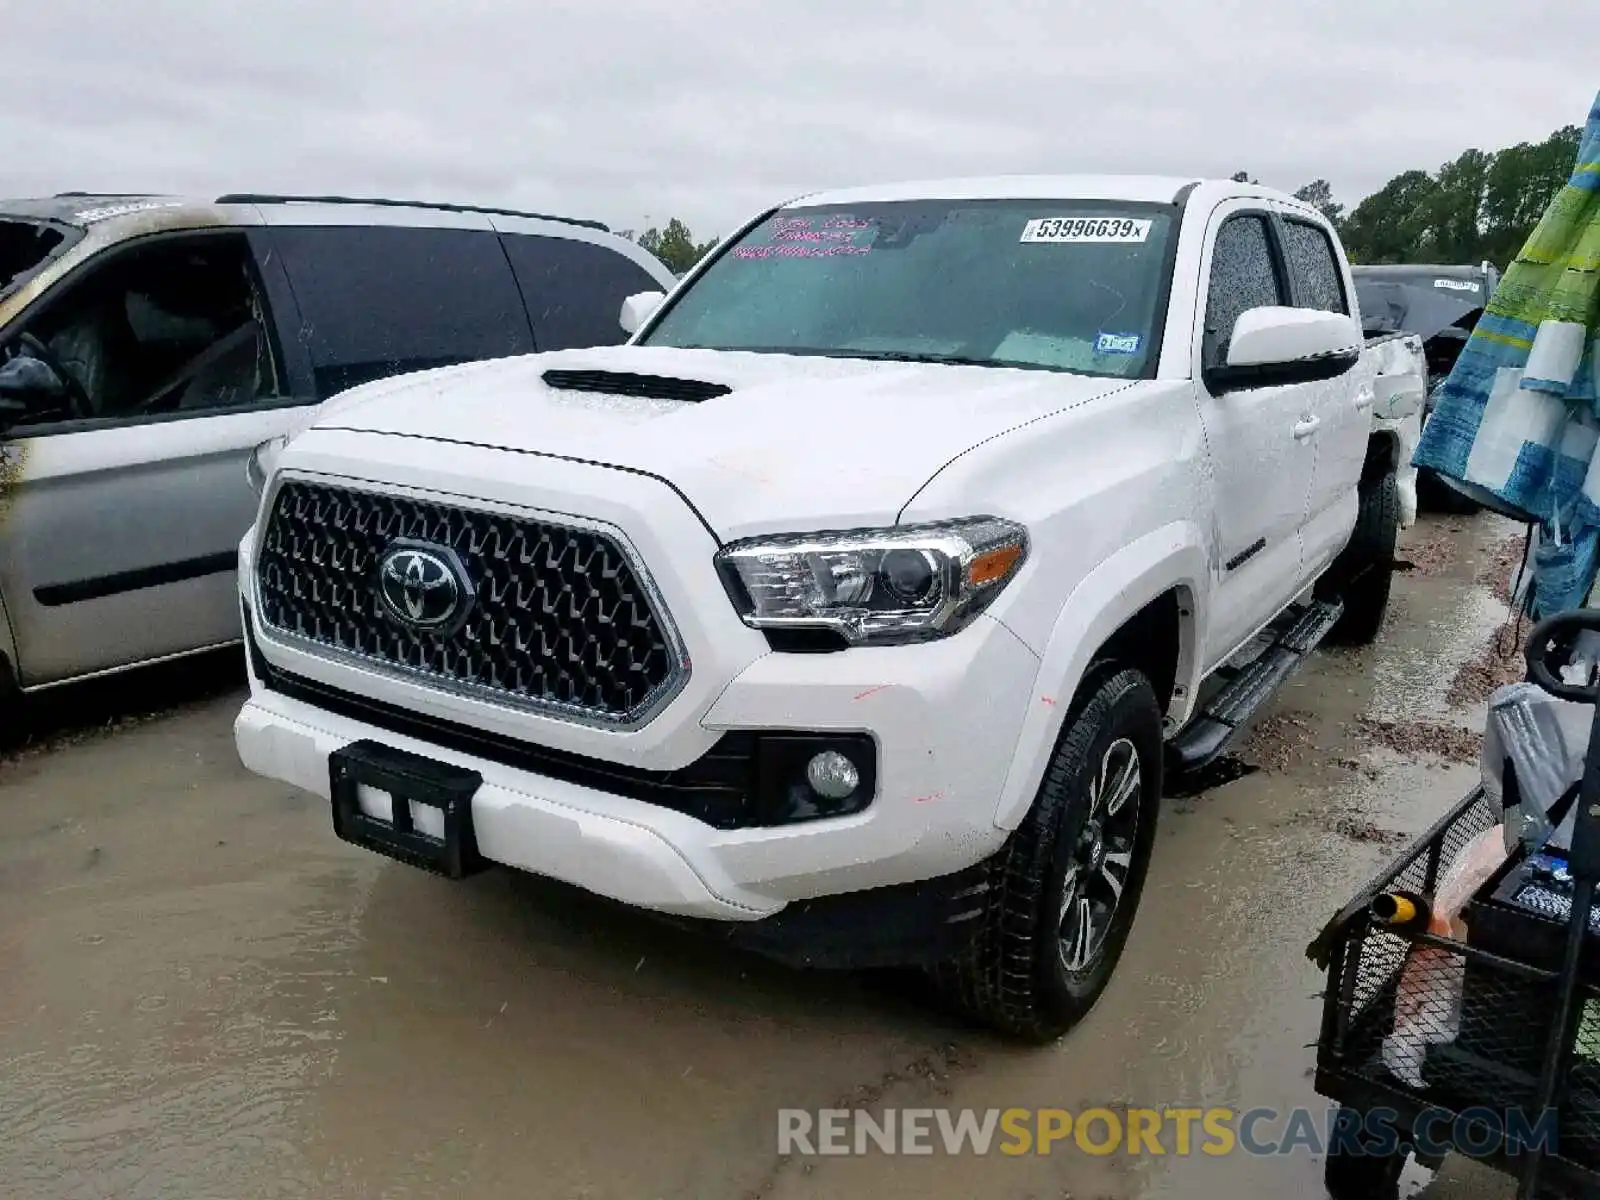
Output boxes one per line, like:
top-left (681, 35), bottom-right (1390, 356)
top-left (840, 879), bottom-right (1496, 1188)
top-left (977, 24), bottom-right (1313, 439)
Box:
top-left (0, 219), bottom-right (75, 300)
top-left (1353, 279), bottom-right (1485, 339)
top-left (642, 199), bottom-right (1178, 378)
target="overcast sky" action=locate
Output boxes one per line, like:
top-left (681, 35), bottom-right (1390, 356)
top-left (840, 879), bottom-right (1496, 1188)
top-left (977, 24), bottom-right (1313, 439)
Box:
top-left (5, 1), bottom-right (1595, 240)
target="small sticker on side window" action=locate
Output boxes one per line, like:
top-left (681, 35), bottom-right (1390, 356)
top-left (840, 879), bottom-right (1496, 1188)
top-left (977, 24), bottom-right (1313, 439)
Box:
top-left (1095, 332), bottom-right (1142, 355)
top-left (1021, 217), bottom-right (1152, 244)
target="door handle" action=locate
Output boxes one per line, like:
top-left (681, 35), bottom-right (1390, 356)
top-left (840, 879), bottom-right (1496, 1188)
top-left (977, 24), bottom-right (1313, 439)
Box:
top-left (1292, 416), bottom-right (1321, 440)
top-left (1354, 388), bottom-right (1374, 412)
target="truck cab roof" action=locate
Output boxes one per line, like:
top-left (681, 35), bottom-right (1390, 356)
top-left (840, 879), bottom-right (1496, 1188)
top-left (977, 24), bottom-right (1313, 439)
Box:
top-left (783, 174), bottom-right (1316, 213)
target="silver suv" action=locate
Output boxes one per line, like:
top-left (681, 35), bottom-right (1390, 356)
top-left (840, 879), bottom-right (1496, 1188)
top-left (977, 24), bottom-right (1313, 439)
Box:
top-left (0, 192), bottom-right (675, 708)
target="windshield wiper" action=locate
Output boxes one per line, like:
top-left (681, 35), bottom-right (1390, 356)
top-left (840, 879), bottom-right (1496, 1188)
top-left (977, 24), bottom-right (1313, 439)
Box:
top-left (837, 350), bottom-right (999, 368)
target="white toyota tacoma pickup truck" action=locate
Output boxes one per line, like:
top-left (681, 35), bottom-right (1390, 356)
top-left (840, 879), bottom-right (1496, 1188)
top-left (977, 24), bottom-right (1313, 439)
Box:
top-left (234, 175), bottom-right (1423, 1041)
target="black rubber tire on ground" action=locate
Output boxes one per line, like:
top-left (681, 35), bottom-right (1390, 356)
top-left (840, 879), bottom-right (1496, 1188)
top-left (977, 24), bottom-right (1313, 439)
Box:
top-left (1323, 1115), bottom-right (1407, 1200)
top-left (1418, 467), bottom-right (1483, 515)
top-left (933, 667), bottom-right (1164, 1043)
top-left (0, 652), bottom-right (19, 736)
top-left (1320, 468), bottom-right (1400, 646)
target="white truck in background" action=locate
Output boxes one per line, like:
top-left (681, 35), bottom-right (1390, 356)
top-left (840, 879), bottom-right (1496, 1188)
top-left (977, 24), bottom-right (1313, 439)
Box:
top-left (234, 175), bottom-right (1423, 1041)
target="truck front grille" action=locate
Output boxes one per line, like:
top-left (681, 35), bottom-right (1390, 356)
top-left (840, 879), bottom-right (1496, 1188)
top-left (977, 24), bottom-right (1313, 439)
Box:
top-left (254, 480), bottom-right (684, 726)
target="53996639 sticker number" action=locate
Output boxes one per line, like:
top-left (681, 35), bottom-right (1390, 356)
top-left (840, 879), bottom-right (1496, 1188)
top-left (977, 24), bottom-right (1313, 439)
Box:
top-left (1021, 217), bottom-right (1152, 244)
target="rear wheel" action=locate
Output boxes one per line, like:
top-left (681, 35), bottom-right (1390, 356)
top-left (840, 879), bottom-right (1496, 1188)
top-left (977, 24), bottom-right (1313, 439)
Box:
top-left (1323, 1111), bottom-right (1407, 1200)
top-left (934, 668), bottom-right (1163, 1042)
top-left (1321, 468), bottom-right (1399, 646)
top-left (0, 652), bottom-right (21, 747)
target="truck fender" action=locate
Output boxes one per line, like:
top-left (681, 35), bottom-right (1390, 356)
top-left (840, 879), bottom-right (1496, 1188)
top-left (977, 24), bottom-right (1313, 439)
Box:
top-left (992, 521), bottom-right (1209, 832)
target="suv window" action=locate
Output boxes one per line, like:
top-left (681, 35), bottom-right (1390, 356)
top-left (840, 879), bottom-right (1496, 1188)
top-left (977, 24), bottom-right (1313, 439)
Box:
top-left (1281, 220), bottom-right (1347, 315)
top-left (502, 234), bottom-right (664, 351)
top-left (1203, 214), bottom-right (1284, 371)
top-left (0, 219), bottom-right (74, 299)
top-left (9, 232), bottom-right (278, 426)
top-left (271, 226), bottom-right (534, 397)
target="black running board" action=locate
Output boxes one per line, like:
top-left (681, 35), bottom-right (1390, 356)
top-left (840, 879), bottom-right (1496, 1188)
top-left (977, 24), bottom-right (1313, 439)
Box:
top-left (1167, 598), bottom-right (1343, 775)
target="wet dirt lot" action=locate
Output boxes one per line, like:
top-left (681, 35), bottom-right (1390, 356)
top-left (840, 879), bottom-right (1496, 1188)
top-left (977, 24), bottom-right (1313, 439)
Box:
top-left (1, 512), bottom-right (1531, 1200)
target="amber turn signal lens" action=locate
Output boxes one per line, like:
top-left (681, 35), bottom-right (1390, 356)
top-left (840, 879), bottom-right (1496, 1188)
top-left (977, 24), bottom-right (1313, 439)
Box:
top-left (968, 543), bottom-right (1024, 585)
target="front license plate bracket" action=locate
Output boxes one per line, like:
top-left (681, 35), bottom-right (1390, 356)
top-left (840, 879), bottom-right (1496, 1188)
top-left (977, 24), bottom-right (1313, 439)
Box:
top-left (329, 739), bottom-right (486, 879)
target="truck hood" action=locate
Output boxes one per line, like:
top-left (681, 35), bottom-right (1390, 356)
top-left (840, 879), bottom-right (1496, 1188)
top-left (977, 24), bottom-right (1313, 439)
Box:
top-left (308, 346), bottom-right (1136, 540)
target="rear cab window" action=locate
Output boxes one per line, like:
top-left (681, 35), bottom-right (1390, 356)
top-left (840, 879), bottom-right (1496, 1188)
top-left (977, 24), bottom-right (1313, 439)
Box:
top-left (1280, 219), bottom-right (1348, 314)
top-left (268, 226), bottom-right (534, 398)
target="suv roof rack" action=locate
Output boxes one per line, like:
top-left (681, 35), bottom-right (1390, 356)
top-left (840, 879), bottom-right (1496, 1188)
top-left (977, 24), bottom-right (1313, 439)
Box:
top-left (212, 193), bottom-right (608, 232)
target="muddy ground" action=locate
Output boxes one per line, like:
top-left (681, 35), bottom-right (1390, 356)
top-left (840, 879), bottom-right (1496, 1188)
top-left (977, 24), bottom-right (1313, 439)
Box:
top-left (1, 513), bottom-right (1533, 1199)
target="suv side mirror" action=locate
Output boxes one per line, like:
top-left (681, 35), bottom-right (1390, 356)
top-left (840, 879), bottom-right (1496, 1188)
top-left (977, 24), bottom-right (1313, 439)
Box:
top-left (1205, 306), bottom-right (1361, 392)
top-left (619, 291), bottom-right (666, 336)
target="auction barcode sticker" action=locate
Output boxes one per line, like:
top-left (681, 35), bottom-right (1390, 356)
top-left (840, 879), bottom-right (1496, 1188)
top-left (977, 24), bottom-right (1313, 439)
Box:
top-left (1021, 217), bottom-right (1152, 244)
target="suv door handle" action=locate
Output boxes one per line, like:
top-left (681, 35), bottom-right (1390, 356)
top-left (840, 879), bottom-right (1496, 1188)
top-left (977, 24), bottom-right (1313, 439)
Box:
top-left (1354, 387), bottom-right (1374, 412)
top-left (1292, 416), bottom-right (1321, 440)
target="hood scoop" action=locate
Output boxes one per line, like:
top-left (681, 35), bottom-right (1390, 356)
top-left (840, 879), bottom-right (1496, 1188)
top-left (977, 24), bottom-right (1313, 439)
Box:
top-left (541, 369), bottom-right (731, 404)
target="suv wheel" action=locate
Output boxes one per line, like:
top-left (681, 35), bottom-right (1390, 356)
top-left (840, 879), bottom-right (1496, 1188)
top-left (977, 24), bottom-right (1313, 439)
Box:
top-left (1321, 467), bottom-right (1399, 646)
top-left (0, 652), bottom-right (20, 748)
top-left (934, 667), bottom-right (1163, 1042)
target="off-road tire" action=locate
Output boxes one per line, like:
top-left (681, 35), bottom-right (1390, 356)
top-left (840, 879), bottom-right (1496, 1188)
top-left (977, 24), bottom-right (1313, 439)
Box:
top-left (1418, 468), bottom-right (1482, 515)
top-left (0, 655), bottom-right (21, 749)
top-left (1322, 1112), bottom-right (1406, 1200)
top-left (933, 667), bottom-right (1163, 1043)
top-left (1321, 468), bottom-right (1399, 646)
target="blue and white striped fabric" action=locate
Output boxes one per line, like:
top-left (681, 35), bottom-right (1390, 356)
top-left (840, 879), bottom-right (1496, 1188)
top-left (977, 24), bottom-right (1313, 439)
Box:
top-left (1413, 91), bottom-right (1600, 616)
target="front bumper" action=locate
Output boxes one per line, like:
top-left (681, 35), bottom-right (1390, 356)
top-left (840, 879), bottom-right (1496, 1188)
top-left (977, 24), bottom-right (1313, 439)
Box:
top-left (237, 688), bottom-right (773, 918)
top-left (237, 600), bottom-right (1038, 923)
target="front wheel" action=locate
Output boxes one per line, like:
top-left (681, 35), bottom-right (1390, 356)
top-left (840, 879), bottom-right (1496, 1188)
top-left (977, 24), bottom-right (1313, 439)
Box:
top-left (934, 668), bottom-right (1164, 1042)
top-left (1320, 468), bottom-right (1399, 646)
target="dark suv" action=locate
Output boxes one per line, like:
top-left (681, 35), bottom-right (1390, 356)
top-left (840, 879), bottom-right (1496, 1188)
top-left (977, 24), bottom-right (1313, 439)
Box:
top-left (0, 192), bottom-right (675, 703)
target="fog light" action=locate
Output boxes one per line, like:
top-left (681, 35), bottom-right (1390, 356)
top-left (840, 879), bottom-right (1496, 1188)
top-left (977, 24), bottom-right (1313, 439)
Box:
top-left (806, 750), bottom-right (860, 800)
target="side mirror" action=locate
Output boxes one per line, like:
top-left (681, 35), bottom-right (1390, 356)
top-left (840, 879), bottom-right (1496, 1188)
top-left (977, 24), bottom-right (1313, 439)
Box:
top-left (619, 291), bottom-right (666, 336)
top-left (1205, 306), bottom-right (1362, 392)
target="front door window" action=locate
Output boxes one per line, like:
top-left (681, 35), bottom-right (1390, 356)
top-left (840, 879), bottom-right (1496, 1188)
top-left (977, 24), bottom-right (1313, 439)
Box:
top-left (4, 234), bottom-right (277, 429)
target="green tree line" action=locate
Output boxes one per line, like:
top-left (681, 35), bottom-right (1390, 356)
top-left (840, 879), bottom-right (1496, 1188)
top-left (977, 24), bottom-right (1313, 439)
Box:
top-left (617, 218), bottom-right (720, 274)
top-left (640, 122), bottom-right (1583, 274)
top-left (1251, 120), bottom-right (1581, 267)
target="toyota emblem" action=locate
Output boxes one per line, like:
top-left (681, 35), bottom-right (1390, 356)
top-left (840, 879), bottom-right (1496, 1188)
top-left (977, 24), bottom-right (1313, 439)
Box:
top-left (376, 541), bottom-right (474, 634)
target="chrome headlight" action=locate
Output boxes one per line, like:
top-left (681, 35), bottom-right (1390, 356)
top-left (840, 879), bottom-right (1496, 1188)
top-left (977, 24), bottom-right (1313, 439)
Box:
top-left (246, 434), bottom-right (288, 496)
top-left (715, 517), bottom-right (1028, 645)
